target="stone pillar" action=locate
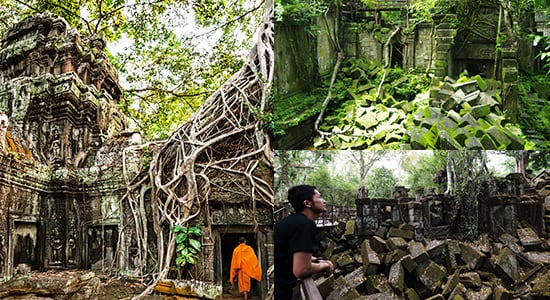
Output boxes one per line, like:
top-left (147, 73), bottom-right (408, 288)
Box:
top-left (501, 48), bottom-right (518, 122)
top-left (432, 14), bottom-right (457, 79)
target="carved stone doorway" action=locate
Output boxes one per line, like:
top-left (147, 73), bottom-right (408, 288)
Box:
top-left (10, 219), bottom-right (40, 273)
top-left (219, 232), bottom-right (260, 298)
top-left (85, 225), bottom-right (118, 271)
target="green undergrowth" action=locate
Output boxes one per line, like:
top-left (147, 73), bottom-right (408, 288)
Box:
top-left (276, 58), bottom-right (536, 150)
top-left (518, 75), bottom-right (550, 149)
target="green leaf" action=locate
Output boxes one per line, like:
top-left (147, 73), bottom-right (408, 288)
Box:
top-left (189, 238), bottom-right (201, 251)
top-left (176, 232), bottom-right (187, 244)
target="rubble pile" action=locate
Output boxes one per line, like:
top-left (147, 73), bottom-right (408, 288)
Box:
top-left (313, 220), bottom-right (550, 300)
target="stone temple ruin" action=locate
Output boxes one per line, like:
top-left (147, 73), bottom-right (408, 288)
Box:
top-left (303, 170), bottom-right (550, 299)
top-left (0, 12), bottom-right (273, 299)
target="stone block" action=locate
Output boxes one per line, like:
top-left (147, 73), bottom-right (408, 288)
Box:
top-left (343, 220), bottom-right (356, 239)
top-left (441, 270), bottom-right (460, 296)
top-left (436, 132), bottom-right (461, 150)
top-left (387, 237), bottom-right (408, 251)
top-left (459, 242), bottom-right (485, 270)
top-left (400, 255), bottom-right (418, 273)
top-left (464, 90), bottom-right (481, 105)
top-left (486, 126), bottom-right (511, 148)
top-left (452, 80), bottom-right (479, 94)
top-left (315, 275), bottom-right (335, 299)
top-left (454, 128), bottom-right (470, 146)
top-left (465, 136), bottom-right (484, 149)
top-left (336, 253), bottom-right (354, 269)
top-left (502, 130), bottom-right (524, 150)
top-left (361, 240), bottom-right (380, 275)
top-left (386, 249), bottom-right (408, 265)
top-left (375, 224), bottom-right (389, 238)
top-left (516, 227), bottom-right (542, 250)
top-left (409, 241), bottom-right (429, 265)
top-left (388, 261), bottom-right (405, 292)
top-left (502, 67), bottom-right (518, 83)
top-left (472, 74), bottom-right (488, 91)
top-left (418, 261), bottom-right (447, 291)
top-left (405, 288), bottom-right (421, 300)
top-left (479, 92), bottom-right (499, 106)
top-left (523, 251), bottom-right (550, 265)
top-left (464, 285), bottom-right (492, 300)
top-left (459, 113), bottom-right (478, 128)
top-left (426, 240), bottom-right (446, 259)
top-left (493, 285), bottom-right (513, 300)
top-left (369, 236), bottom-right (387, 253)
top-left (388, 227), bottom-right (414, 240)
top-left (439, 117), bottom-right (458, 130)
top-left (470, 104), bottom-right (491, 118)
top-left (459, 272), bottom-right (482, 288)
top-left (409, 128), bottom-right (436, 149)
top-left (496, 246), bottom-right (519, 283)
top-left (365, 274), bottom-right (392, 295)
top-left (448, 282), bottom-right (467, 300)
top-left (480, 134), bottom-right (497, 150)
top-left (528, 270), bottom-right (550, 299)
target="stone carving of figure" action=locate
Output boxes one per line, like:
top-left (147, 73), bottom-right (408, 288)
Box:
top-left (51, 212), bottom-right (63, 265)
top-left (0, 112), bottom-right (8, 153)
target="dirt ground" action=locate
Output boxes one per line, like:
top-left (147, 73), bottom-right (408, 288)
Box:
top-left (0, 270), bottom-right (261, 300)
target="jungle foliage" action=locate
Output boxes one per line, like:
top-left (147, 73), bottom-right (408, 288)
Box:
top-left (0, 0), bottom-right (263, 139)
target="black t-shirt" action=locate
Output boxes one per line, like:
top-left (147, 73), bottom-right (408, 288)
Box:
top-left (274, 213), bottom-right (317, 300)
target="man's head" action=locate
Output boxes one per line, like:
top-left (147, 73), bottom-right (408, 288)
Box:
top-left (288, 185), bottom-right (326, 214)
top-left (239, 236), bottom-right (246, 244)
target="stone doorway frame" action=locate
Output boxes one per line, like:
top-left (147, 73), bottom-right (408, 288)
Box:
top-left (7, 214), bottom-right (41, 275)
top-left (213, 226), bottom-right (268, 299)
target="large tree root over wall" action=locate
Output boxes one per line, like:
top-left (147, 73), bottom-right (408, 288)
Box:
top-left (123, 1), bottom-right (274, 297)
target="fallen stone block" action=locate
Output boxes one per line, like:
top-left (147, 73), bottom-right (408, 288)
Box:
top-left (418, 260), bottom-right (447, 291)
top-left (388, 261), bottom-right (405, 293)
top-left (496, 246), bottom-right (520, 283)
top-left (387, 237), bottom-right (408, 251)
top-left (410, 241), bottom-right (429, 265)
top-left (388, 227), bottom-right (414, 241)
top-left (516, 227), bottom-right (542, 250)
top-left (459, 242), bottom-right (486, 270)
top-left (316, 275), bottom-right (335, 299)
top-left (400, 255), bottom-right (418, 273)
top-left (406, 288), bottom-right (421, 300)
top-left (464, 285), bottom-right (492, 300)
top-left (523, 251), bottom-right (550, 265)
top-left (366, 274), bottom-right (393, 295)
top-left (370, 236), bottom-right (387, 253)
top-left (442, 269), bottom-right (460, 296)
top-left (528, 269), bottom-right (550, 299)
top-left (384, 249), bottom-right (407, 265)
top-left (493, 285), bottom-right (513, 300)
top-left (425, 294), bottom-right (445, 300)
top-left (459, 272), bottom-right (482, 288)
top-left (361, 240), bottom-right (381, 275)
top-left (452, 80), bottom-right (479, 94)
top-left (426, 240), bottom-right (446, 259)
top-left (326, 276), bottom-right (362, 300)
top-left (448, 282), bottom-right (467, 300)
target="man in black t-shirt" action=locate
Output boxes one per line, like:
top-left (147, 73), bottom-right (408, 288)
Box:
top-left (274, 185), bottom-right (334, 300)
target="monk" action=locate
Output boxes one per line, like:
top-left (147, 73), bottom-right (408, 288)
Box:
top-left (230, 237), bottom-right (262, 300)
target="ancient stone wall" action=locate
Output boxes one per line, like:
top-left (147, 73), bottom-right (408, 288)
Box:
top-left (356, 172), bottom-right (546, 241)
top-left (0, 12), bottom-right (134, 278)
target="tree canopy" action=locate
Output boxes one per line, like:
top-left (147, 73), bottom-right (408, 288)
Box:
top-left (0, 0), bottom-right (264, 139)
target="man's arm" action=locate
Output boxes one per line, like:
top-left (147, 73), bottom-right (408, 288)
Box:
top-left (293, 251), bottom-right (333, 279)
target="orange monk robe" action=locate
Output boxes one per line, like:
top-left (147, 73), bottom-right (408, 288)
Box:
top-left (230, 244), bottom-right (262, 293)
